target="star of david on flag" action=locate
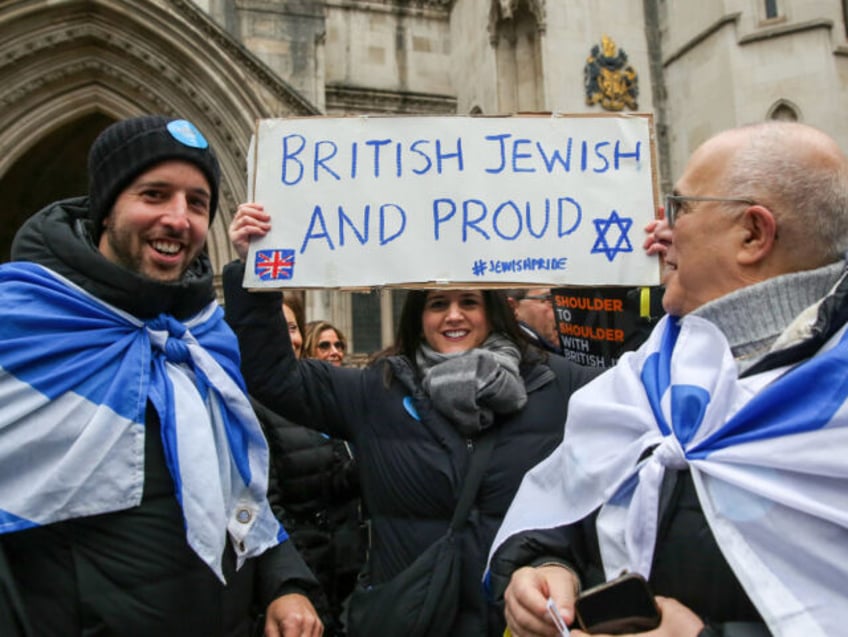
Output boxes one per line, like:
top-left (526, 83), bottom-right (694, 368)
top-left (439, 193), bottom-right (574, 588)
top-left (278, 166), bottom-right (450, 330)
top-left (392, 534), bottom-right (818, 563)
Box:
top-left (255, 249), bottom-right (295, 281)
top-left (591, 210), bottom-right (633, 262)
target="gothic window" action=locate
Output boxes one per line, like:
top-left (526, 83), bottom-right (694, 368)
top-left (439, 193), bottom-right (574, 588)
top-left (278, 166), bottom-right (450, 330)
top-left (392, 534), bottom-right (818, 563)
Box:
top-left (350, 289), bottom-right (405, 358)
top-left (0, 114), bottom-right (112, 262)
top-left (768, 100), bottom-right (799, 122)
top-left (843, 0), bottom-right (848, 39)
top-left (764, 0), bottom-right (779, 20)
top-left (351, 290), bottom-right (382, 354)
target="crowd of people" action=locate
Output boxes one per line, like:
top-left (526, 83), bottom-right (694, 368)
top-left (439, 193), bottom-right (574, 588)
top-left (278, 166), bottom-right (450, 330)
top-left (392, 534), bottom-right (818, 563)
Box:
top-left (2, 113), bottom-right (847, 637)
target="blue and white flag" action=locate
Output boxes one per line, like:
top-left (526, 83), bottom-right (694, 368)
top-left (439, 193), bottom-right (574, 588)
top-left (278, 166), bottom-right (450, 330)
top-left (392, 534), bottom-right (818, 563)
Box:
top-left (489, 314), bottom-right (848, 637)
top-left (0, 262), bottom-right (287, 582)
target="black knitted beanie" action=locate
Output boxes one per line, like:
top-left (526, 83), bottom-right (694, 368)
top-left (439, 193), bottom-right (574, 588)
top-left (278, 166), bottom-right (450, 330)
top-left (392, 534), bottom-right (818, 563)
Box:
top-left (87, 115), bottom-right (220, 237)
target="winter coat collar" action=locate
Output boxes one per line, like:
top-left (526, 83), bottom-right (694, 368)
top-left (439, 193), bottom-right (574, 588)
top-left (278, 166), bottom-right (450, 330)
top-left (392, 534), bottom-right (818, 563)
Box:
top-left (11, 196), bottom-right (215, 320)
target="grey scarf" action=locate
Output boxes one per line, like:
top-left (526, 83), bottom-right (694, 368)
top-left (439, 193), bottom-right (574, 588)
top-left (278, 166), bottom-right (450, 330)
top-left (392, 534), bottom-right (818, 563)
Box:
top-left (416, 333), bottom-right (527, 436)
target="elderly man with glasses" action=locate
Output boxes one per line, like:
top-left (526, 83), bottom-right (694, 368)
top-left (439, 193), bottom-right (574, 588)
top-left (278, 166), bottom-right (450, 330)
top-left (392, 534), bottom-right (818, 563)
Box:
top-left (488, 121), bottom-right (848, 636)
top-left (505, 288), bottom-right (562, 355)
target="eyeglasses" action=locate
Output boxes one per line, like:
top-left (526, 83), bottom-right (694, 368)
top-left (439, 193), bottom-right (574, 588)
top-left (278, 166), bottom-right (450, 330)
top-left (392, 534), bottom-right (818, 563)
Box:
top-left (665, 194), bottom-right (755, 228)
top-left (317, 340), bottom-right (345, 352)
top-left (521, 294), bottom-right (553, 305)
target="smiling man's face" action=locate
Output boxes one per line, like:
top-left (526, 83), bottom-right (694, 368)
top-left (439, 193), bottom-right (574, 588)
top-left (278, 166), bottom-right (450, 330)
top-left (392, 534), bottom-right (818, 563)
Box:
top-left (98, 160), bottom-right (211, 282)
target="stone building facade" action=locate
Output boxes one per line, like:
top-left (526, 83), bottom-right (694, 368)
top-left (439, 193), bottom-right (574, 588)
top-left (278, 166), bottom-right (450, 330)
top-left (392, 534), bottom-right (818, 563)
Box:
top-left (2, 0), bottom-right (847, 355)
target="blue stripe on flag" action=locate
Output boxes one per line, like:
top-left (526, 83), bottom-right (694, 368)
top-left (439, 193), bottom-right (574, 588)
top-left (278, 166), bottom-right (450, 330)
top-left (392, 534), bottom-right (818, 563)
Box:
top-left (221, 406), bottom-right (253, 486)
top-left (641, 318), bottom-right (680, 436)
top-left (276, 524), bottom-right (289, 543)
top-left (691, 327), bottom-right (848, 456)
top-left (0, 263), bottom-right (147, 424)
top-left (0, 508), bottom-right (38, 533)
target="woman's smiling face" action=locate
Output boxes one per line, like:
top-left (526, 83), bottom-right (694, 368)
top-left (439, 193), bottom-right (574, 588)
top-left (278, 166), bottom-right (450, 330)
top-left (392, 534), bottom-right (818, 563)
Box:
top-left (421, 290), bottom-right (491, 354)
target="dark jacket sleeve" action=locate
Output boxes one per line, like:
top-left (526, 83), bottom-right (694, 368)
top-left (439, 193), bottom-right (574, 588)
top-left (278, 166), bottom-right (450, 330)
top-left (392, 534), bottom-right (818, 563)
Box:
top-left (223, 261), bottom-right (359, 441)
top-left (255, 537), bottom-right (322, 608)
top-left (699, 624), bottom-right (772, 637)
top-left (0, 543), bottom-right (32, 637)
top-left (252, 422), bottom-right (324, 609)
top-left (544, 351), bottom-right (604, 394)
top-left (222, 260), bottom-right (290, 402)
top-left (488, 522), bottom-right (597, 603)
top-left (264, 449), bottom-right (286, 522)
top-left (489, 522), bottom-right (769, 637)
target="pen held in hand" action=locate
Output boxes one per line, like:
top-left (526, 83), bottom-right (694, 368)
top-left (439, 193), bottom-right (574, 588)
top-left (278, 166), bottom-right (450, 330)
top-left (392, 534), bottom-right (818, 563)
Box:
top-left (546, 597), bottom-right (570, 636)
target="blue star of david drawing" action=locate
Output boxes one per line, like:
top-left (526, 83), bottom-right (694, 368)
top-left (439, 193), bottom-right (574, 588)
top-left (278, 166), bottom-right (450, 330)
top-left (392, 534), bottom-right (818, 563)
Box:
top-left (591, 210), bottom-right (634, 262)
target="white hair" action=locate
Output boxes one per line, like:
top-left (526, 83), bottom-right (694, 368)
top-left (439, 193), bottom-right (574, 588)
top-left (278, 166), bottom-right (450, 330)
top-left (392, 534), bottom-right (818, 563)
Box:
top-left (722, 122), bottom-right (848, 264)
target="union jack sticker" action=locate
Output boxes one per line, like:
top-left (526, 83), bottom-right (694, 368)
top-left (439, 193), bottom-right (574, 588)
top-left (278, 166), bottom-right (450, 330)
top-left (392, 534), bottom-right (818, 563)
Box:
top-left (255, 249), bottom-right (295, 281)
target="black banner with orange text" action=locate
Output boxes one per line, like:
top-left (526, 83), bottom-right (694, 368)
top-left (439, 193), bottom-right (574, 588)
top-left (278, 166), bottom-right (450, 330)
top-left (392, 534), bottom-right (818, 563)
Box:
top-left (552, 286), bottom-right (665, 368)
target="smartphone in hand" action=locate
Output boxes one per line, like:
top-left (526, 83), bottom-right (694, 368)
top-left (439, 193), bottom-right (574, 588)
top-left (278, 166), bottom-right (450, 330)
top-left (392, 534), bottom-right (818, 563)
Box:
top-left (574, 572), bottom-right (660, 634)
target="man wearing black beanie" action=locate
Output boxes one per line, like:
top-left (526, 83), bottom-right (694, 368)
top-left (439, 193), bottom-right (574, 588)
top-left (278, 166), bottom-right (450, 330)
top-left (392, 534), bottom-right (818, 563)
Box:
top-left (0, 115), bottom-right (323, 637)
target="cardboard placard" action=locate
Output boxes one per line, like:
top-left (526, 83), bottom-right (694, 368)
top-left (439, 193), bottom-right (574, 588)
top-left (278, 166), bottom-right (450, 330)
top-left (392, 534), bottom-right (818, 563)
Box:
top-left (244, 114), bottom-right (661, 289)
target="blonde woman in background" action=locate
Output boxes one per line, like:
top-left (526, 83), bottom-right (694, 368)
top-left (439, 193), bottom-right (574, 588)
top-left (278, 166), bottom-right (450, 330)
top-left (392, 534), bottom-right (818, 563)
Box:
top-left (304, 320), bottom-right (347, 366)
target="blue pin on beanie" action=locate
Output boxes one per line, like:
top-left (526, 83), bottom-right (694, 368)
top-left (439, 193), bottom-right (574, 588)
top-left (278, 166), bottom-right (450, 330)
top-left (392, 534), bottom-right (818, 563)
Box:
top-left (87, 115), bottom-right (221, 237)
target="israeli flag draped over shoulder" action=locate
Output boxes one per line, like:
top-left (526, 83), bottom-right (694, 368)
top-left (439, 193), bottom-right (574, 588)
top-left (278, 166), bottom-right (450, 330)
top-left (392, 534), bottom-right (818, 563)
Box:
top-left (488, 311), bottom-right (848, 636)
top-left (0, 262), bottom-right (287, 582)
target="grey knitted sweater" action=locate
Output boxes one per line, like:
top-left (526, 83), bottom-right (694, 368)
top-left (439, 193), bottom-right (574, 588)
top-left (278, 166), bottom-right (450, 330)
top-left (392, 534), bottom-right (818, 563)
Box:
top-left (691, 261), bottom-right (845, 373)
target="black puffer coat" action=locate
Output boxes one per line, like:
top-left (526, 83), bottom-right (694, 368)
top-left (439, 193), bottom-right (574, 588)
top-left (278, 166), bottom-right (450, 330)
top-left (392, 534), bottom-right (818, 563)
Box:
top-left (224, 261), bottom-right (600, 636)
top-left (253, 399), bottom-right (366, 635)
top-left (0, 199), bottom-right (319, 637)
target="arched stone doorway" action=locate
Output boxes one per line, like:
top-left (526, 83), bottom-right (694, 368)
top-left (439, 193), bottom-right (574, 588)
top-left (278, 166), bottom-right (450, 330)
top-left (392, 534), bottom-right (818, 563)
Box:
top-left (0, 113), bottom-right (112, 262)
top-left (0, 0), bottom-right (319, 275)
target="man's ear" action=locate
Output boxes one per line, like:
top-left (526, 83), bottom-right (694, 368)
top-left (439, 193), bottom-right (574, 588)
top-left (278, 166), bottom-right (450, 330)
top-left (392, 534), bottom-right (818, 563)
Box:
top-left (506, 296), bottom-right (519, 321)
top-left (737, 205), bottom-right (777, 265)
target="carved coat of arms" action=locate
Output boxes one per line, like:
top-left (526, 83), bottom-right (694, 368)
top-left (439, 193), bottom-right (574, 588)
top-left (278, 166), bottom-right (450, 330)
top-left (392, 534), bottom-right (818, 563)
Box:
top-left (584, 35), bottom-right (638, 111)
